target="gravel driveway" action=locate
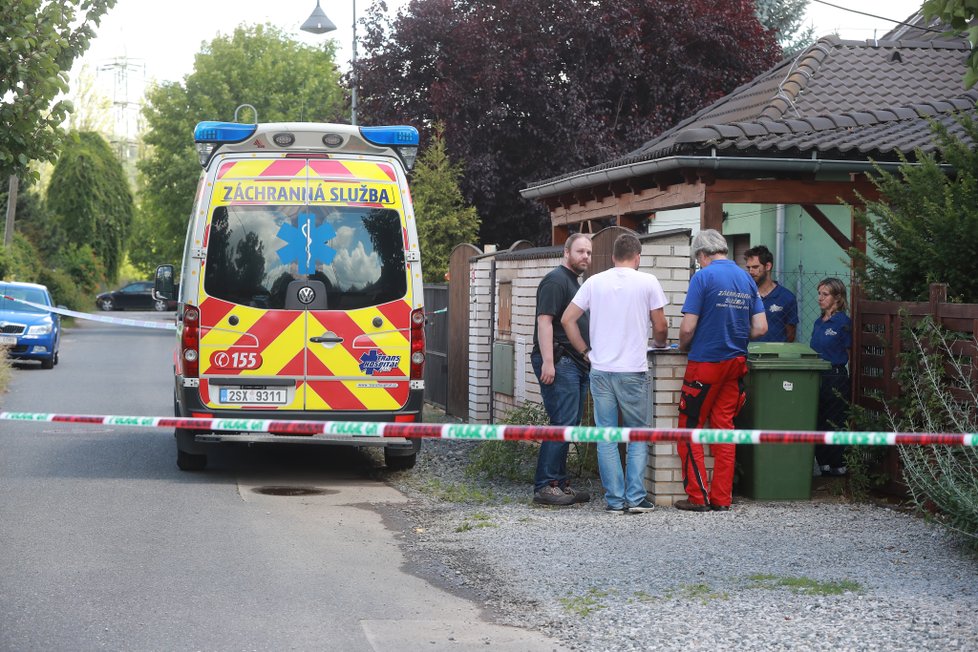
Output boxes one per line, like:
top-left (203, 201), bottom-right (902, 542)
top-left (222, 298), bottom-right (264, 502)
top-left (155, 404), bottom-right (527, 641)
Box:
top-left (383, 436), bottom-right (978, 652)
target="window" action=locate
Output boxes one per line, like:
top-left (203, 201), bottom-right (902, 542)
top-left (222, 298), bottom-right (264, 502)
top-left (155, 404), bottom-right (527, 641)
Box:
top-left (204, 205), bottom-right (407, 310)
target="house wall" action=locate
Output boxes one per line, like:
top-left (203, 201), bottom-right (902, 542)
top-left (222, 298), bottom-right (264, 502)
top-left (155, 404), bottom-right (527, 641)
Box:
top-left (468, 229), bottom-right (715, 506)
top-left (722, 202), bottom-right (854, 343)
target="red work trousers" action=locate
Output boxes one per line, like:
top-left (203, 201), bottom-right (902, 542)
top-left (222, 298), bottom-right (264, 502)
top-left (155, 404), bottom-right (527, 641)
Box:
top-left (677, 357), bottom-right (748, 508)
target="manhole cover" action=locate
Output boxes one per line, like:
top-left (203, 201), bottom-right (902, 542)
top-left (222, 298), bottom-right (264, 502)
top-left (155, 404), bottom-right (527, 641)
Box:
top-left (252, 486), bottom-right (334, 496)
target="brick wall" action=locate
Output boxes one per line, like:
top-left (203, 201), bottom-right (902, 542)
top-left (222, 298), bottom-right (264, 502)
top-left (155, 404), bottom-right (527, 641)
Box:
top-left (468, 229), bottom-right (717, 506)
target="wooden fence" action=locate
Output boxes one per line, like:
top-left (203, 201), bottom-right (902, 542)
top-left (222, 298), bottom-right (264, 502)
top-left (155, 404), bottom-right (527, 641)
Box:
top-left (853, 282), bottom-right (978, 416)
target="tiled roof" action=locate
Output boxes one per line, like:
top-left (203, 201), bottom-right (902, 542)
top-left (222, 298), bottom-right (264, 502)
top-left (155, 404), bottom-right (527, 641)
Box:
top-left (525, 31), bottom-right (977, 196)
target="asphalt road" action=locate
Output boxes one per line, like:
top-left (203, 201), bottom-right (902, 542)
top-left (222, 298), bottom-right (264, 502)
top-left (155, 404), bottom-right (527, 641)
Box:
top-left (0, 315), bottom-right (560, 651)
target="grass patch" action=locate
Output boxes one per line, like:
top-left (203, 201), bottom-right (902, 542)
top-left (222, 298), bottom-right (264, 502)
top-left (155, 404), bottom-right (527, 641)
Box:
top-left (419, 478), bottom-right (497, 503)
top-left (455, 513), bottom-right (497, 532)
top-left (746, 573), bottom-right (862, 595)
top-left (559, 587), bottom-right (609, 617)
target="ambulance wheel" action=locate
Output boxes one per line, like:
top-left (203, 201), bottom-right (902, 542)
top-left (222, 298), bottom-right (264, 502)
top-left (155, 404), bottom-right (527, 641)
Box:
top-left (175, 428), bottom-right (207, 471)
top-left (384, 449), bottom-right (417, 471)
top-left (177, 448), bottom-right (207, 471)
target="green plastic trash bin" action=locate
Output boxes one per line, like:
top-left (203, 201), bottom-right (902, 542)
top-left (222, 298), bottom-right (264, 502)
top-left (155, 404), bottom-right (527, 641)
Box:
top-left (735, 342), bottom-right (831, 500)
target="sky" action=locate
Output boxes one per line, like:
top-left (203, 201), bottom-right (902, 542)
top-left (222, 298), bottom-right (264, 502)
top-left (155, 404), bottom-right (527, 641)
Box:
top-left (75, 0), bottom-right (928, 87)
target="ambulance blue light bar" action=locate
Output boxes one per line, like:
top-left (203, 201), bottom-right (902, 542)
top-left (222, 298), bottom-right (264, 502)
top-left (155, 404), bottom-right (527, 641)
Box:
top-left (194, 121), bottom-right (257, 143)
top-left (360, 126), bottom-right (420, 171)
top-left (359, 126), bottom-right (419, 147)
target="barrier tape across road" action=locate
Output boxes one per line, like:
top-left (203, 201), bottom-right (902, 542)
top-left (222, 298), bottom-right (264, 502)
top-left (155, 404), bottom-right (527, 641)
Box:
top-left (1, 295), bottom-right (177, 330)
top-left (1, 412), bottom-right (976, 446)
top-left (1, 294), bottom-right (447, 330)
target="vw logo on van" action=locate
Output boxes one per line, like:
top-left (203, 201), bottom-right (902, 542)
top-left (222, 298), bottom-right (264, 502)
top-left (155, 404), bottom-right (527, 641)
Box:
top-left (297, 286), bottom-right (316, 305)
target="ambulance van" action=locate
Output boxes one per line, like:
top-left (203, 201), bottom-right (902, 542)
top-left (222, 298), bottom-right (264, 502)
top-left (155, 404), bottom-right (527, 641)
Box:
top-left (155, 121), bottom-right (425, 471)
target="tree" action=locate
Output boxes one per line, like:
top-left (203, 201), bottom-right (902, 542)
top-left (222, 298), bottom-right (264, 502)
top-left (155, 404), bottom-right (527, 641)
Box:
top-left (412, 125), bottom-right (481, 282)
top-left (358, 0), bottom-right (781, 246)
top-left (0, 0), bottom-right (116, 183)
top-left (47, 131), bottom-right (134, 281)
top-left (755, 0), bottom-right (816, 58)
top-left (135, 24), bottom-right (346, 271)
top-left (922, 0), bottom-right (978, 87)
top-left (852, 116), bottom-right (978, 303)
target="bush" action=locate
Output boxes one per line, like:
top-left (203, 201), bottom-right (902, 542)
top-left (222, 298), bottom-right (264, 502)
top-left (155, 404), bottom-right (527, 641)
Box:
top-left (466, 401), bottom-right (598, 484)
top-left (54, 243), bottom-right (105, 296)
top-left (0, 233), bottom-right (42, 282)
top-left (886, 316), bottom-right (978, 549)
top-left (466, 402), bottom-right (545, 483)
top-left (36, 267), bottom-right (88, 311)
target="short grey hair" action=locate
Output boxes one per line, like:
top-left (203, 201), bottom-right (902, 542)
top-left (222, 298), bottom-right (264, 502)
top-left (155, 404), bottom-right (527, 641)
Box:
top-left (692, 229), bottom-right (728, 257)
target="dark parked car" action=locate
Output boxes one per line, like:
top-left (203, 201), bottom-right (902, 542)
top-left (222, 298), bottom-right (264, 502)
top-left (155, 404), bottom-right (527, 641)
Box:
top-left (0, 281), bottom-right (60, 369)
top-left (96, 281), bottom-right (176, 312)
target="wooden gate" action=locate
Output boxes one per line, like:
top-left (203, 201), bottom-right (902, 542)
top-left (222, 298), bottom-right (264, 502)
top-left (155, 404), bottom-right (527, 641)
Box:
top-left (447, 243), bottom-right (481, 419)
top-left (590, 226), bottom-right (635, 276)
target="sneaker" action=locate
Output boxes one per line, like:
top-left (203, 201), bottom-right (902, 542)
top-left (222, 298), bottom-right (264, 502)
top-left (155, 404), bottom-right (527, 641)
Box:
top-left (820, 464), bottom-right (832, 474)
top-left (533, 483), bottom-right (576, 506)
top-left (828, 466), bottom-right (848, 476)
top-left (563, 485), bottom-right (592, 504)
top-left (674, 499), bottom-right (710, 512)
top-left (627, 499), bottom-right (656, 514)
top-left (604, 505), bottom-right (626, 514)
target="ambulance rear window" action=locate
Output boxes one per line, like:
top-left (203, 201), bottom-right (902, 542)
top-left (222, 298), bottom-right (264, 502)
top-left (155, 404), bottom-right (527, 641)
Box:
top-left (204, 205), bottom-right (407, 310)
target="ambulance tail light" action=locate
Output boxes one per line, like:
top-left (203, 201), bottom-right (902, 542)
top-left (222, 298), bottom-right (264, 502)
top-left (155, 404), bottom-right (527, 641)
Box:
top-left (360, 126), bottom-right (419, 171)
top-left (409, 308), bottom-right (425, 380)
top-left (182, 305), bottom-right (200, 378)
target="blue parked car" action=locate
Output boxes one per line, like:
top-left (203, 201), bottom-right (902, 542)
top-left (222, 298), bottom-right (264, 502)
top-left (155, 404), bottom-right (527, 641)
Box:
top-left (0, 281), bottom-right (60, 369)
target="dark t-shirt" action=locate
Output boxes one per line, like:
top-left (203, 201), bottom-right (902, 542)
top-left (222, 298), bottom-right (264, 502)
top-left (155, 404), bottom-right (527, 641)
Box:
top-left (532, 265), bottom-right (589, 354)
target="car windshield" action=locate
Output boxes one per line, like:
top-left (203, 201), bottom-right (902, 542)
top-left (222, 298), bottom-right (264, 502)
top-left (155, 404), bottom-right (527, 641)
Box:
top-left (203, 205), bottom-right (407, 310)
top-left (0, 285), bottom-right (49, 314)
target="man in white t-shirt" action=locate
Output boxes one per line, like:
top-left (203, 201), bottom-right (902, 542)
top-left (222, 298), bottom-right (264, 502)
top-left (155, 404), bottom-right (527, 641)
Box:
top-left (562, 233), bottom-right (668, 514)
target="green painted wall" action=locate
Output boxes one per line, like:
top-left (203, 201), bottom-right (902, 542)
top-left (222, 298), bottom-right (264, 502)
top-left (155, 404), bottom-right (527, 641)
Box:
top-left (722, 203), bottom-right (853, 343)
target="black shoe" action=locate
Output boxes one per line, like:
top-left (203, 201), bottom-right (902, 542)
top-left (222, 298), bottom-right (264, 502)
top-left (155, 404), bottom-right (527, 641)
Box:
top-left (604, 505), bottom-right (626, 515)
top-left (627, 499), bottom-right (656, 513)
top-left (710, 504), bottom-right (730, 512)
top-left (674, 499), bottom-right (710, 512)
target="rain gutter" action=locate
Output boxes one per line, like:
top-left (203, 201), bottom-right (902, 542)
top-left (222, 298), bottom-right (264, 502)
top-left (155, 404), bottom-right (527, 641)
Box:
top-left (520, 153), bottom-right (952, 200)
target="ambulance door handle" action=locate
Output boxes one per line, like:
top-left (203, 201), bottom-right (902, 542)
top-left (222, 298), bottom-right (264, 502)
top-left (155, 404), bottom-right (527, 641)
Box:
top-left (310, 335), bottom-right (344, 344)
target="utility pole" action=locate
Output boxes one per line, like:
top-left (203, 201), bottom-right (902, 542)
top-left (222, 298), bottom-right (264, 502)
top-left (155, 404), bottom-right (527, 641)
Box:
top-left (3, 175), bottom-right (18, 248)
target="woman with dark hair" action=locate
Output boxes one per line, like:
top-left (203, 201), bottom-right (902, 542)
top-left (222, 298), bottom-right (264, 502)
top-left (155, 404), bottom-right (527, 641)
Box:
top-left (810, 277), bottom-right (852, 476)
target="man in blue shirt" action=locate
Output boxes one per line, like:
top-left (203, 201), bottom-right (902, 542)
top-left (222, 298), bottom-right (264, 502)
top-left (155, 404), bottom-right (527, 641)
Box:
top-left (744, 245), bottom-right (798, 342)
top-left (676, 230), bottom-right (767, 512)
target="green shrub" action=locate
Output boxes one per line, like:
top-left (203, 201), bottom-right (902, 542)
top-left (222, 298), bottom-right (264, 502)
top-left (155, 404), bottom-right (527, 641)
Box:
top-left (36, 267), bottom-right (87, 311)
top-left (886, 316), bottom-right (978, 549)
top-left (55, 243), bottom-right (105, 296)
top-left (0, 234), bottom-right (42, 282)
top-left (467, 401), bottom-right (599, 484)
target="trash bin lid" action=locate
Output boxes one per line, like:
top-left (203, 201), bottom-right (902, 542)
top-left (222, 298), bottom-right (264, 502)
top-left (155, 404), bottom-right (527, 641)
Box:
top-left (746, 342), bottom-right (832, 370)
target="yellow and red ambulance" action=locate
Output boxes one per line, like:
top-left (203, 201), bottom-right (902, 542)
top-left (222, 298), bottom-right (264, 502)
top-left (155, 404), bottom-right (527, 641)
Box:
top-left (156, 121), bottom-right (425, 471)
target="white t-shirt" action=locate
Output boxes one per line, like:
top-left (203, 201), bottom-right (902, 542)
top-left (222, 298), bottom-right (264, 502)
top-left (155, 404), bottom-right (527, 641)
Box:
top-left (571, 267), bottom-right (668, 373)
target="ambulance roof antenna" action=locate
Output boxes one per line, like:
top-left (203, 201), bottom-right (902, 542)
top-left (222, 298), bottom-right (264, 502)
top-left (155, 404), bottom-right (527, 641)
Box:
top-left (234, 104), bottom-right (257, 123)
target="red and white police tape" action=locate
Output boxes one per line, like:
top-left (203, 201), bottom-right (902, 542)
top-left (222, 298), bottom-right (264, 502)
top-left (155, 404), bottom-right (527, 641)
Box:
top-left (1, 411), bottom-right (976, 446)
top-left (1, 294), bottom-right (446, 330)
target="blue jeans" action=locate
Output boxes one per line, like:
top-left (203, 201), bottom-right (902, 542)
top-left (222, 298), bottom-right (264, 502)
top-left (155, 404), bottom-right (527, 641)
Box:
top-left (531, 351), bottom-right (588, 491)
top-left (590, 369), bottom-right (650, 509)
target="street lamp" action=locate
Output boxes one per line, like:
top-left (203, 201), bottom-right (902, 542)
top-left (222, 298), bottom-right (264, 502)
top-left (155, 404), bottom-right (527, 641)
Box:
top-left (301, 0), bottom-right (358, 126)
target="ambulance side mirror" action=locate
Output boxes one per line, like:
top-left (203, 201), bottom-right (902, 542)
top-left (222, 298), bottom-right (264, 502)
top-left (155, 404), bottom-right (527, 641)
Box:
top-left (154, 264), bottom-right (176, 301)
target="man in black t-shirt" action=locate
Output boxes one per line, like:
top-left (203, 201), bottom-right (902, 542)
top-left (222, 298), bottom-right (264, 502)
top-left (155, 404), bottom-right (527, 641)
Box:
top-left (530, 233), bottom-right (593, 506)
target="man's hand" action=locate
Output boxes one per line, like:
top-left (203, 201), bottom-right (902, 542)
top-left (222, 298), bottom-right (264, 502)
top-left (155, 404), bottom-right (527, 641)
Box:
top-left (540, 360), bottom-right (556, 384)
